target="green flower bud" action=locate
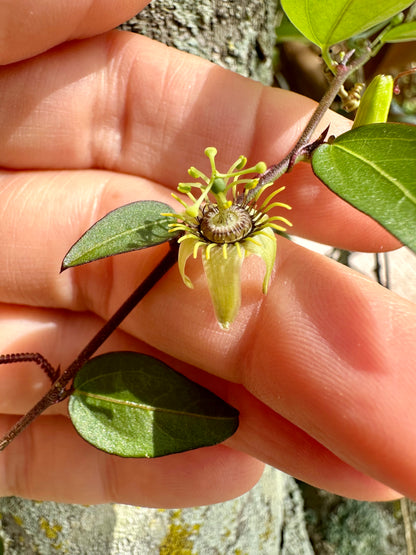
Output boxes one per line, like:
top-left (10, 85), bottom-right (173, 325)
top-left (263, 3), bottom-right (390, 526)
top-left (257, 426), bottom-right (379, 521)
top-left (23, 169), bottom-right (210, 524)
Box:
top-left (352, 74), bottom-right (394, 129)
top-left (390, 13), bottom-right (404, 26)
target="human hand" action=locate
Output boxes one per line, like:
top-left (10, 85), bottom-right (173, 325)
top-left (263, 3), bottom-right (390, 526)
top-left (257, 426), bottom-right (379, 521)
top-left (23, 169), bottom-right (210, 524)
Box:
top-left (0, 1), bottom-right (412, 507)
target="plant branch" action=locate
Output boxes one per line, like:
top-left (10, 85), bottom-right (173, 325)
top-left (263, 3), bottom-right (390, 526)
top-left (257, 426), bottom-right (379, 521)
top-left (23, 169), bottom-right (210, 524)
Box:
top-left (257, 47), bottom-right (373, 188)
top-left (0, 241), bottom-right (179, 452)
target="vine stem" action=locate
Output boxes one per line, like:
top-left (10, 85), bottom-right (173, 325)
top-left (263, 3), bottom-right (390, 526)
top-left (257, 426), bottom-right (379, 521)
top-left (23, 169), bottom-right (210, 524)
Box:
top-left (0, 241), bottom-right (179, 452)
top-left (257, 47), bottom-right (373, 188)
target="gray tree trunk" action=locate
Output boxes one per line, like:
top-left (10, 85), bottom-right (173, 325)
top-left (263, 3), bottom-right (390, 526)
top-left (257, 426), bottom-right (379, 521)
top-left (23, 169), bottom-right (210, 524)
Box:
top-left (120, 0), bottom-right (278, 85)
top-left (0, 468), bottom-right (314, 554)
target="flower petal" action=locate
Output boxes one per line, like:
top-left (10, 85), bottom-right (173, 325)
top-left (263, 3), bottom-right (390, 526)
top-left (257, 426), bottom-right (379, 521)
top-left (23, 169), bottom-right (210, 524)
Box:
top-left (244, 226), bottom-right (277, 294)
top-left (178, 237), bottom-right (199, 288)
top-left (202, 244), bottom-right (244, 330)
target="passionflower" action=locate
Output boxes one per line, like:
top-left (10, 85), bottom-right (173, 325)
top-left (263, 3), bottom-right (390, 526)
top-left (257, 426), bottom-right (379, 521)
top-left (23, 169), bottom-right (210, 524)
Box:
top-left (165, 148), bottom-right (292, 330)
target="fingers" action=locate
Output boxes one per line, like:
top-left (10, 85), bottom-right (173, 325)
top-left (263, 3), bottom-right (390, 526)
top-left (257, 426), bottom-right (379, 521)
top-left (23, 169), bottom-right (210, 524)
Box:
top-left (227, 385), bottom-right (399, 501)
top-left (0, 1), bottom-right (147, 64)
top-left (1, 14), bottom-right (411, 505)
top-left (0, 414), bottom-right (263, 506)
top-left (0, 403), bottom-right (397, 504)
top-left (0, 235), bottom-right (412, 499)
top-left (0, 169), bottom-right (173, 308)
top-left (0, 31), bottom-right (398, 250)
top-left (121, 238), bottom-right (416, 500)
top-left (0, 303), bottom-right (397, 501)
top-left (0, 31), bottom-right (333, 176)
top-left (0, 303), bottom-right (148, 414)
top-left (0, 166), bottom-right (412, 498)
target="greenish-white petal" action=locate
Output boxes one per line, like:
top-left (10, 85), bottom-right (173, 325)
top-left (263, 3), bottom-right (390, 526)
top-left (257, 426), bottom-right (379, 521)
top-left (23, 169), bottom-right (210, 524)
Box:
top-left (244, 226), bottom-right (277, 293)
top-left (202, 244), bottom-right (244, 330)
top-left (178, 237), bottom-right (199, 288)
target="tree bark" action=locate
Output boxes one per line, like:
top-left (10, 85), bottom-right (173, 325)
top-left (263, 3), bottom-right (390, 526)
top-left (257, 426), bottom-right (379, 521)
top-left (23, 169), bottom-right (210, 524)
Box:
top-left (120, 0), bottom-right (278, 85)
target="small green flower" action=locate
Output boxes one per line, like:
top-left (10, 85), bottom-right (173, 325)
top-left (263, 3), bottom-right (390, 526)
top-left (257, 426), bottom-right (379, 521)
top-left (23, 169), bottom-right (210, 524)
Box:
top-left (165, 147), bottom-right (292, 330)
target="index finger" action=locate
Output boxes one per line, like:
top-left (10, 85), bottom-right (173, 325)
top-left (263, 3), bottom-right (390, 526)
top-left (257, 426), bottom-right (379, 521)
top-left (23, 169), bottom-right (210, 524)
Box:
top-left (0, 31), bottom-right (399, 251)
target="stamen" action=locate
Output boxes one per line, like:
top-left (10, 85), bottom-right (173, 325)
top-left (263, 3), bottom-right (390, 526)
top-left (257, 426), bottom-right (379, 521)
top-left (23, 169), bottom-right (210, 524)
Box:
top-left (171, 193), bottom-right (190, 210)
top-left (193, 241), bottom-right (205, 258)
top-left (259, 186), bottom-right (287, 210)
top-left (269, 223), bottom-right (287, 232)
top-left (227, 155), bottom-right (247, 174)
top-left (244, 236), bottom-right (262, 247)
top-left (267, 215), bottom-right (293, 227)
top-left (262, 202), bottom-right (292, 213)
top-left (205, 243), bottom-right (215, 260)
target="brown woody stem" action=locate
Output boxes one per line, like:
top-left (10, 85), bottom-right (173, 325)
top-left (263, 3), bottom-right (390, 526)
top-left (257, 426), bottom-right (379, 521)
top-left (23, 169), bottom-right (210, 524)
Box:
top-left (257, 48), bottom-right (372, 188)
top-left (0, 241), bottom-right (179, 451)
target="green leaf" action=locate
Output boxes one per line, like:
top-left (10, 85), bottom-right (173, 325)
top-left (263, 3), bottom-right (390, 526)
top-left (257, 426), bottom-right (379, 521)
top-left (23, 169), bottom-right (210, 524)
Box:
top-left (382, 21), bottom-right (416, 42)
top-left (312, 123), bottom-right (416, 252)
top-left (281, 0), bottom-right (413, 49)
top-left (68, 352), bottom-right (239, 457)
top-left (62, 200), bottom-right (177, 269)
top-left (276, 15), bottom-right (311, 43)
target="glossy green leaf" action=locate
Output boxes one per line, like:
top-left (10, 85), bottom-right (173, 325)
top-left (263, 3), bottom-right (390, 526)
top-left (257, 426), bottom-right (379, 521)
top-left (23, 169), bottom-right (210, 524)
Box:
top-left (382, 21), bottom-right (416, 42)
top-left (62, 201), bottom-right (177, 269)
top-left (276, 15), bottom-right (310, 43)
top-left (281, 0), bottom-right (413, 49)
top-left (68, 352), bottom-right (239, 457)
top-left (312, 123), bottom-right (416, 252)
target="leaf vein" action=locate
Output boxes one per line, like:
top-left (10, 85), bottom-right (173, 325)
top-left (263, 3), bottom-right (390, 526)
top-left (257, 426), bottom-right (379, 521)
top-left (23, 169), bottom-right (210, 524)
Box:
top-left (75, 391), bottom-right (228, 419)
top-left (334, 144), bottom-right (416, 205)
top-left (73, 217), bottom-right (172, 258)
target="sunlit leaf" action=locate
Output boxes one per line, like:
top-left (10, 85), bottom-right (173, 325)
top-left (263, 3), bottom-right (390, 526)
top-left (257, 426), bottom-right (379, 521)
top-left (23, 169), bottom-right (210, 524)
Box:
top-left (68, 352), bottom-right (239, 457)
top-left (312, 123), bottom-right (416, 252)
top-left (382, 21), bottom-right (416, 42)
top-left (62, 201), bottom-right (177, 269)
top-left (281, 0), bottom-right (413, 49)
top-left (276, 15), bottom-right (310, 43)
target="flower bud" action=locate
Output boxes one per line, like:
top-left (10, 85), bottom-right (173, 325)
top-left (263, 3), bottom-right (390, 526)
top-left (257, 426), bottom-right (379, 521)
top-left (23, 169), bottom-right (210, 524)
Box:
top-left (352, 74), bottom-right (393, 129)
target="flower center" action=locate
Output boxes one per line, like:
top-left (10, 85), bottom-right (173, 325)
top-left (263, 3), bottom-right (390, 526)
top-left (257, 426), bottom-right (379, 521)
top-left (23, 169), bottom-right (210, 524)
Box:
top-left (199, 203), bottom-right (253, 243)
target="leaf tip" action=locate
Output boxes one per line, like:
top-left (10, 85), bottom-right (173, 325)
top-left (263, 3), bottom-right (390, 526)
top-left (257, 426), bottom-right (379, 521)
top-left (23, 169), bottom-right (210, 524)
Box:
top-left (60, 259), bottom-right (69, 273)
